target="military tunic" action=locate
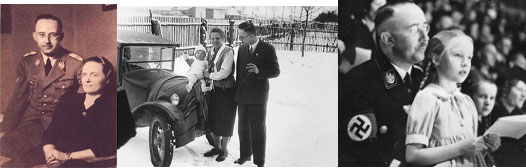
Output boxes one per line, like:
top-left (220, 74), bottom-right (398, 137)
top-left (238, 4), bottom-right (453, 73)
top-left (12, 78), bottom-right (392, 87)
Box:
top-left (0, 47), bottom-right (82, 161)
top-left (339, 48), bottom-right (423, 166)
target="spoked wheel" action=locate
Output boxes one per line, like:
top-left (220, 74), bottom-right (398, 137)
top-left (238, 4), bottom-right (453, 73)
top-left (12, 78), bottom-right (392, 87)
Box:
top-left (149, 115), bottom-right (174, 167)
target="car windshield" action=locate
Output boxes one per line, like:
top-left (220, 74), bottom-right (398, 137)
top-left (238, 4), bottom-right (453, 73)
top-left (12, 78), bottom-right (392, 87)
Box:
top-left (123, 46), bottom-right (175, 71)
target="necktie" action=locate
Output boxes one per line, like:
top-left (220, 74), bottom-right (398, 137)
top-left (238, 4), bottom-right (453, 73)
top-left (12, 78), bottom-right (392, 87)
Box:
top-left (404, 72), bottom-right (412, 94)
top-left (249, 46), bottom-right (254, 55)
top-left (404, 72), bottom-right (411, 85)
top-left (45, 58), bottom-right (52, 76)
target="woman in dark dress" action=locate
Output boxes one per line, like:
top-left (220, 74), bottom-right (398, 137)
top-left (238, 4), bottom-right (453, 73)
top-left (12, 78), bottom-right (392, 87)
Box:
top-left (201, 27), bottom-right (237, 162)
top-left (42, 56), bottom-right (116, 167)
top-left (490, 77), bottom-right (526, 166)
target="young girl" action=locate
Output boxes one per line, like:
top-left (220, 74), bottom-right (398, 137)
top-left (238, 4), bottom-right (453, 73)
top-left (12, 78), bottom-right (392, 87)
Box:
top-left (405, 30), bottom-right (495, 166)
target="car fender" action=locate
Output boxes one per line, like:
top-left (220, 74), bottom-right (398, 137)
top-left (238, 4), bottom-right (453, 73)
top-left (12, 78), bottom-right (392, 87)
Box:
top-left (132, 101), bottom-right (183, 127)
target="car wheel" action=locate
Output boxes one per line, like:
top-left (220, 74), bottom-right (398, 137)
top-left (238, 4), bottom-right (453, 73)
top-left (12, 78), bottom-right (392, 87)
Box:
top-left (149, 115), bottom-right (174, 167)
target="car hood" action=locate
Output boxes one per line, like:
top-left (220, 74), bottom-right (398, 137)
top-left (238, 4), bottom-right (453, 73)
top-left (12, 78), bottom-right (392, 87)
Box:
top-left (122, 69), bottom-right (189, 102)
top-left (148, 74), bottom-right (189, 103)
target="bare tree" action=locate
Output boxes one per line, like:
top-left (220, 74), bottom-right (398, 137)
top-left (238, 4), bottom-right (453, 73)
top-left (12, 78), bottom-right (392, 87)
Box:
top-left (300, 6), bottom-right (321, 57)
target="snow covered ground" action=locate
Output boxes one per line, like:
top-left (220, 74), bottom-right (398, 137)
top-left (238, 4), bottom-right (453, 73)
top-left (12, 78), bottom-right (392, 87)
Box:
top-left (117, 49), bottom-right (338, 167)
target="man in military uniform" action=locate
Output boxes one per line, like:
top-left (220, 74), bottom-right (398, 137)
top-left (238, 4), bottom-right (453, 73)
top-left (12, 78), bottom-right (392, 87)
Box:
top-left (0, 14), bottom-right (83, 166)
top-left (339, 2), bottom-right (429, 166)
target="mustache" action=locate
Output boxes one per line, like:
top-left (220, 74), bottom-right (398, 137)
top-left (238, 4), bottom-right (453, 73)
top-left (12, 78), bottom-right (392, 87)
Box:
top-left (417, 42), bottom-right (428, 48)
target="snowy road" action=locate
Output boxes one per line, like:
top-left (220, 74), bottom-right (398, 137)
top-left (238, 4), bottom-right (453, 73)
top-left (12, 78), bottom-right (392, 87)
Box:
top-left (117, 50), bottom-right (338, 167)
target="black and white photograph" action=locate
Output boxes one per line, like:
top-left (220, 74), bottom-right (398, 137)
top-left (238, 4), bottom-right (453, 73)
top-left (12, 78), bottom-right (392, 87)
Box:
top-left (0, 4), bottom-right (117, 167)
top-left (339, 0), bottom-right (526, 167)
top-left (116, 6), bottom-right (338, 167)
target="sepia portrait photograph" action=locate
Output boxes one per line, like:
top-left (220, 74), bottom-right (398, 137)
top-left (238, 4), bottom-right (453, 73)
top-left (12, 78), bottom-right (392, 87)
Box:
top-left (115, 5), bottom-right (338, 167)
top-left (0, 4), bottom-right (117, 167)
top-left (339, 0), bottom-right (526, 167)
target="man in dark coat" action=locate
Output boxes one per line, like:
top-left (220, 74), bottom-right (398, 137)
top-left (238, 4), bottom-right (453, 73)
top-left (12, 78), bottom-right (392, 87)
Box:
top-left (339, 1), bottom-right (429, 166)
top-left (0, 14), bottom-right (83, 166)
top-left (234, 21), bottom-right (280, 167)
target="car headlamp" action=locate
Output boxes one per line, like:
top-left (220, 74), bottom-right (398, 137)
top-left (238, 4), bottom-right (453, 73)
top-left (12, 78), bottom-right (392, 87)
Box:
top-left (170, 93), bottom-right (180, 105)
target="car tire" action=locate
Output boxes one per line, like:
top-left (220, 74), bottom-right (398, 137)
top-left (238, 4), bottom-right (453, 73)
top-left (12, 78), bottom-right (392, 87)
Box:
top-left (149, 114), bottom-right (174, 167)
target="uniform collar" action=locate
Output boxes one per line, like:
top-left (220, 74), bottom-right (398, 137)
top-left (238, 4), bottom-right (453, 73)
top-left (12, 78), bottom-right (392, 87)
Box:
top-left (373, 49), bottom-right (402, 89)
top-left (40, 47), bottom-right (66, 67)
top-left (390, 62), bottom-right (412, 79)
top-left (41, 52), bottom-right (57, 67)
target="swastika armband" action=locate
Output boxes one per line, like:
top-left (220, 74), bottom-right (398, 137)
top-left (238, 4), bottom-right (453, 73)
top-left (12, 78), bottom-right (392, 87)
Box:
top-left (347, 113), bottom-right (378, 141)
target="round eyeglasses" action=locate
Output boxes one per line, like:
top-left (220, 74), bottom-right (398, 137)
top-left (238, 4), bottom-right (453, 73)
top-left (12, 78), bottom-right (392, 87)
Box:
top-left (35, 32), bottom-right (62, 40)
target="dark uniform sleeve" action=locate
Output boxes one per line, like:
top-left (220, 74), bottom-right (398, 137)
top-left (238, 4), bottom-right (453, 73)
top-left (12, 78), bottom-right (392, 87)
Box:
top-left (343, 71), bottom-right (376, 114)
top-left (1, 60), bottom-right (30, 133)
top-left (257, 44), bottom-right (280, 79)
top-left (341, 72), bottom-right (374, 138)
top-left (339, 68), bottom-right (382, 166)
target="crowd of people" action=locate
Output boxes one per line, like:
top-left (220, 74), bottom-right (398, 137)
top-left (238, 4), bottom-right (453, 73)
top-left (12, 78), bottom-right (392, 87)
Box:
top-left (339, 0), bottom-right (525, 166)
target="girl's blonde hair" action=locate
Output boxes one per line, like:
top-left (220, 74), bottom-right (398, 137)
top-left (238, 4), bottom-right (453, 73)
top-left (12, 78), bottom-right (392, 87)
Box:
top-left (419, 30), bottom-right (473, 90)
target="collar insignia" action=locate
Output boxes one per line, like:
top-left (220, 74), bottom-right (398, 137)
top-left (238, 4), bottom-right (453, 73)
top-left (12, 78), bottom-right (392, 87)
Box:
top-left (58, 61), bottom-right (65, 71)
top-left (35, 59), bottom-right (40, 67)
top-left (384, 69), bottom-right (399, 89)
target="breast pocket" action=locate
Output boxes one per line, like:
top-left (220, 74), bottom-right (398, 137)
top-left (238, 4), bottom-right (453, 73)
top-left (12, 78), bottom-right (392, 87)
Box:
top-left (28, 78), bottom-right (39, 99)
top-left (55, 79), bottom-right (75, 97)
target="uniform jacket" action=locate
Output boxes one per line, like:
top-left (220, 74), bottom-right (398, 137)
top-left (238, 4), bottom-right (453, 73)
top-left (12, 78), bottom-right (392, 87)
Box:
top-left (340, 47), bottom-right (423, 166)
top-left (1, 47), bottom-right (83, 132)
top-left (235, 41), bottom-right (280, 104)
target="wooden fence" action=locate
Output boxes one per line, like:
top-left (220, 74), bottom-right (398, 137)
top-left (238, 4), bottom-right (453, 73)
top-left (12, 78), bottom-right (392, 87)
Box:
top-left (117, 15), bottom-right (337, 54)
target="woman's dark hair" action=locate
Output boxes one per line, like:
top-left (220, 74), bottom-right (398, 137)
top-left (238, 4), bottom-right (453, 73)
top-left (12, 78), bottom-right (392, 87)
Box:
top-left (210, 27), bottom-right (226, 39)
top-left (461, 69), bottom-right (488, 96)
top-left (83, 56), bottom-right (116, 95)
top-left (496, 76), bottom-right (521, 99)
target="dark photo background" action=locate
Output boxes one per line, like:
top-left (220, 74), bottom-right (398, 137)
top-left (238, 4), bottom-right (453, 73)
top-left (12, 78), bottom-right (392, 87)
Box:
top-left (0, 4), bottom-right (117, 111)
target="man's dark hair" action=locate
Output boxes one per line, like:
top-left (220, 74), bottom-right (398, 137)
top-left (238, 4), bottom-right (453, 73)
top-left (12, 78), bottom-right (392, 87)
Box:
top-left (374, 1), bottom-right (414, 32)
top-left (238, 21), bottom-right (256, 36)
top-left (35, 14), bottom-right (63, 32)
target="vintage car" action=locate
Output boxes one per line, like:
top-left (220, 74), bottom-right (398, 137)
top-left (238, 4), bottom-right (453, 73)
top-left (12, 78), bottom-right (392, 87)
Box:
top-left (117, 30), bottom-right (208, 166)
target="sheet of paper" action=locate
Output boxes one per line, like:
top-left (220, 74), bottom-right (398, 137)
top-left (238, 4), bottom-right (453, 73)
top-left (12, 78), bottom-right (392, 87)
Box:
top-left (484, 115), bottom-right (526, 139)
